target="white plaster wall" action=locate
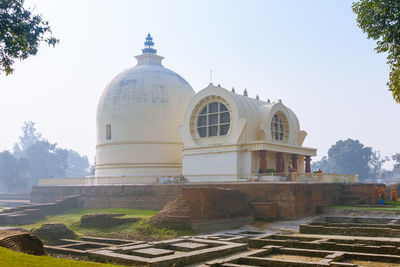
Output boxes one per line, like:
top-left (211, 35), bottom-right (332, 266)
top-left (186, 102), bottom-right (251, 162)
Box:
top-left (283, 153), bottom-right (291, 172)
top-left (182, 150), bottom-right (239, 182)
top-left (250, 151), bottom-right (259, 174)
top-left (96, 143), bottom-right (182, 165)
top-left (237, 151), bottom-right (252, 179)
top-left (96, 167), bottom-right (181, 177)
top-left (96, 143), bottom-right (183, 177)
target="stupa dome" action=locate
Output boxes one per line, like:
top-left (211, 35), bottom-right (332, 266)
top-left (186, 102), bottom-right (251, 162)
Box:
top-left (96, 34), bottom-right (195, 178)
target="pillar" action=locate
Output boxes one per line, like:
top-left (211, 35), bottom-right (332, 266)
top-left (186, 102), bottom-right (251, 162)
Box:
top-left (276, 152), bottom-right (284, 173)
top-left (305, 156), bottom-right (311, 173)
top-left (258, 150), bottom-right (266, 173)
top-left (291, 154), bottom-right (298, 172)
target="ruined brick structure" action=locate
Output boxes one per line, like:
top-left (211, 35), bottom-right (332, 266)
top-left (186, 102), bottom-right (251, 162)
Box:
top-left (31, 183), bottom-right (379, 220)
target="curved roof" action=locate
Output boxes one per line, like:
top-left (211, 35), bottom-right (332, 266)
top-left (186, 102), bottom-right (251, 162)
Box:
top-left (95, 37), bottom-right (195, 177)
top-left (180, 84), bottom-right (303, 147)
top-left (97, 55), bottom-right (194, 144)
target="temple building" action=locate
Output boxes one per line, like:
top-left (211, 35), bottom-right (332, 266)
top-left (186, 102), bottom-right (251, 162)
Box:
top-left (94, 34), bottom-right (317, 183)
top-left (179, 84), bottom-right (316, 182)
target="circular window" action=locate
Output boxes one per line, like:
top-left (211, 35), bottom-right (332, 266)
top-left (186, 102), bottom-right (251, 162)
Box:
top-left (197, 102), bottom-right (230, 137)
top-left (271, 112), bottom-right (288, 142)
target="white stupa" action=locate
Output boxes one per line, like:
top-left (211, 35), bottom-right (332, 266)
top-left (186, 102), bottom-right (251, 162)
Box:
top-left (95, 34), bottom-right (195, 179)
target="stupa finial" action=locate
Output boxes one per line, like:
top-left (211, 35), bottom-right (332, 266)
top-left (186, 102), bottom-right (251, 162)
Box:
top-left (142, 33), bottom-right (157, 54)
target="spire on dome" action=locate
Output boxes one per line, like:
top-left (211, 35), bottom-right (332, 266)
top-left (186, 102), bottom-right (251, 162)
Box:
top-left (136, 33), bottom-right (164, 66)
top-left (243, 89), bottom-right (248, 96)
top-left (142, 33), bottom-right (157, 54)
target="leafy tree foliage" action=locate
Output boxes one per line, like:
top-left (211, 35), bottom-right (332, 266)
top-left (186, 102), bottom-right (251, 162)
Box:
top-left (311, 156), bottom-right (332, 173)
top-left (352, 0), bottom-right (400, 103)
top-left (13, 121), bottom-right (42, 158)
top-left (0, 151), bottom-right (29, 192)
top-left (312, 138), bottom-right (387, 181)
top-left (369, 149), bottom-right (388, 178)
top-left (0, 121), bottom-right (91, 192)
top-left (393, 153), bottom-right (400, 173)
top-left (0, 0), bottom-right (58, 75)
top-left (65, 150), bottom-right (90, 178)
top-left (328, 139), bottom-right (373, 180)
top-left (25, 140), bottom-right (68, 185)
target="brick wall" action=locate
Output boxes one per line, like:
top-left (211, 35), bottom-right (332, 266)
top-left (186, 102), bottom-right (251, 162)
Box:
top-left (30, 183), bottom-right (379, 219)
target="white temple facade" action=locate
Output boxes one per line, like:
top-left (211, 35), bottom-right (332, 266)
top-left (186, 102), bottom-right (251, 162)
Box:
top-left (179, 84), bottom-right (316, 182)
top-left (93, 34), bottom-right (317, 184)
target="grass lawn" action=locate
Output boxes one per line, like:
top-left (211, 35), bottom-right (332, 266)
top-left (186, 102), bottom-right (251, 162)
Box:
top-left (19, 208), bottom-right (193, 241)
top-left (0, 246), bottom-right (125, 267)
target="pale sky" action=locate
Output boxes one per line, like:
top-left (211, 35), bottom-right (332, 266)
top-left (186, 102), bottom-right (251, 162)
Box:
top-left (0, 0), bottom-right (399, 168)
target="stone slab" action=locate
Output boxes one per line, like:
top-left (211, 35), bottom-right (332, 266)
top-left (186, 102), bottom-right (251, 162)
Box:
top-left (118, 243), bottom-right (152, 251)
top-left (131, 247), bottom-right (175, 258)
top-left (169, 241), bottom-right (209, 251)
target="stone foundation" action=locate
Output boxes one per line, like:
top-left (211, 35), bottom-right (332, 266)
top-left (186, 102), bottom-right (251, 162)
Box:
top-left (31, 183), bottom-right (379, 219)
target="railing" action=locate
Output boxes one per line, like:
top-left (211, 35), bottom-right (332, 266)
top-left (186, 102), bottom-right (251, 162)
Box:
top-left (250, 172), bottom-right (359, 183)
top-left (38, 173), bottom-right (358, 186)
top-left (38, 175), bottom-right (188, 186)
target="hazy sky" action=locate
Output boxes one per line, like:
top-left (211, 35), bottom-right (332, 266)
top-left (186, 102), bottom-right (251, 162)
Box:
top-left (0, 0), bottom-right (399, 168)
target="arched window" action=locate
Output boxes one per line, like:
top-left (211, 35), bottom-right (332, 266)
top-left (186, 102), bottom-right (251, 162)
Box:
top-left (271, 112), bottom-right (288, 141)
top-left (106, 124), bottom-right (111, 140)
top-left (197, 102), bottom-right (230, 137)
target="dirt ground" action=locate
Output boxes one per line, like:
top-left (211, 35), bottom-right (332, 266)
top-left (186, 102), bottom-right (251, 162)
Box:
top-left (268, 254), bottom-right (323, 262)
top-left (217, 216), bottom-right (316, 235)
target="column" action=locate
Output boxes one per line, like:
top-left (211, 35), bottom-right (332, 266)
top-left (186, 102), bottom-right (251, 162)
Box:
top-left (276, 152), bottom-right (283, 173)
top-left (305, 156), bottom-right (311, 173)
top-left (258, 150), bottom-right (266, 173)
top-left (291, 154), bottom-right (298, 172)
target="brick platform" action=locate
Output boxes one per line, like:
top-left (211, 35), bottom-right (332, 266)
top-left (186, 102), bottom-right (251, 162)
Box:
top-left (30, 183), bottom-right (379, 220)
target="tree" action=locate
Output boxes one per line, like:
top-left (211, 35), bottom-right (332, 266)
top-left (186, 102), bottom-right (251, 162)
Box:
top-left (311, 156), bottom-right (332, 173)
top-left (0, 0), bottom-right (58, 75)
top-left (352, 1), bottom-right (400, 103)
top-left (0, 121), bottom-right (92, 191)
top-left (0, 151), bottom-right (29, 192)
top-left (393, 153), bottom-right (400, 173)
top-left (369, 150), bottom-right (388, 178)
top-left (65, 149), bottom-right (90, 178)
top-left (328, 139), bottom-right (373, 181)
top-left (13, 121), bottom-right (42, 158)
top-left (25, 140), bottom-right (68, 184)
top-left (12, 121), bottom-right (92, 182)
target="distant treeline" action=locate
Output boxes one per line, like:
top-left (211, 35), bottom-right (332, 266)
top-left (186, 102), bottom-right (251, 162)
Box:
top-left (312, 138), bottom-right (400, 182)
top-left (0, 122), bottom-right (93, 192)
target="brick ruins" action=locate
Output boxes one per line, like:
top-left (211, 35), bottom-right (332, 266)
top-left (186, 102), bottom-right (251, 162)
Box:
top-left (43, 218), bottom-right (400, 266)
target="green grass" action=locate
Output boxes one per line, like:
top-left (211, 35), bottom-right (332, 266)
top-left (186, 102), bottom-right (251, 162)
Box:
top-left (384, 200), bottom-right (400, 206)
top-left (328, 204), bottom-right (400, 211)
top-left (0, 246), bottom-right (125, 267)
top-left (20, 208), bottom-right (194, 241)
